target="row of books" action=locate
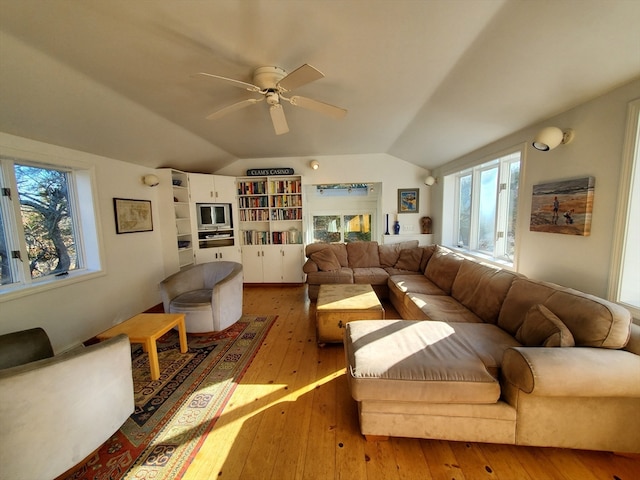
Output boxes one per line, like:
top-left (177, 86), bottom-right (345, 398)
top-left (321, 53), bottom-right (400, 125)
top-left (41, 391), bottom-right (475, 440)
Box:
top-left (239, 209), bottom-right (270, 222)
top-left (270, 195), bottom-right (302, 207)
top-left (238, 197), bottom-right (268, 208)
top-left (237, 179), bottom-right (302, 195)
top-left (271, 208), bottom-right (302, 220)
top-left (240, 230), bottom-right (303, 245)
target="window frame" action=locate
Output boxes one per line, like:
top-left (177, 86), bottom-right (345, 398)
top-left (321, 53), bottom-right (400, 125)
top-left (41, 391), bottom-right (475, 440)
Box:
top-left (445, 146), bottom-right (524, 268)
top-left (0, 151), bottom-right (105, 302)
top-left (609, 98), bottom-right (640, 319)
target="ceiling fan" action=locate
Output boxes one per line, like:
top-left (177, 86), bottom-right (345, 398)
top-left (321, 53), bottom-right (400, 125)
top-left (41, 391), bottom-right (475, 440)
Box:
top-left (196, 64), bottom-right (347, 135)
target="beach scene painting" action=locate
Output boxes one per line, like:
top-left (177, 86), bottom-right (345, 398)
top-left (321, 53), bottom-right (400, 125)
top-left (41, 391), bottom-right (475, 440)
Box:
top-left (530, 177), bottom-right (595, 236)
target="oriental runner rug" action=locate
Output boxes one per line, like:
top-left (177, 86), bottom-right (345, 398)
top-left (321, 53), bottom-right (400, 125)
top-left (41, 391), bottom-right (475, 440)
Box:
top-left (59, 314), bottom-right (277, 480)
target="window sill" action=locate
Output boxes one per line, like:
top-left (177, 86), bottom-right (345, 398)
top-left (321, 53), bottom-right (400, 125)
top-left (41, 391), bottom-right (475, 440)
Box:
top-left (446, 246), bottom-right (515, 271)
top-left (0, 269), bottom-right (106, 303)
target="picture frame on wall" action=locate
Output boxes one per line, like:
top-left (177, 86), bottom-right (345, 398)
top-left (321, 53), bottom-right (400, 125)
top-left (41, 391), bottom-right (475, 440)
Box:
top-left (397, 188), bottom-right (419, 214)
top-left (529, 176), bottom-right (595, 236)
top-left (113, 198), bottom-right (153, 234)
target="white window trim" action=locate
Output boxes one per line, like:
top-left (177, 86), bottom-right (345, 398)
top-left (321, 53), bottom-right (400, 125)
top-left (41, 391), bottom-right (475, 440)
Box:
top-left (444, 144), bottom-right (525, 269)
top-left (608, 98), bottom-right (640, 320)
top-left (0, 145), bottom-right (106, 303)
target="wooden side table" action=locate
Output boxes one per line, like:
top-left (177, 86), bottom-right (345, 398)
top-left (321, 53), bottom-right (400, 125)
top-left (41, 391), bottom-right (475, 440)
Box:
top-left (316, 284), bottom-right (385, 346)
top-left (97, 313), bottom-right (187, 381)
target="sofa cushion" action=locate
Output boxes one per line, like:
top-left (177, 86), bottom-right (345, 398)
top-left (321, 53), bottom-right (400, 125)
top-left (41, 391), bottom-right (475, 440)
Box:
top-left (310, 249), bottom-right (341, 272)
top-left (420, 244), bottom-right (437, 272)
top-left (451, 260), bottom-right (519, 324)
top-left (498, 278), bottom-right (557, 335)
top-left (378, 240), bottom-right (419, 267)
top-left (388, 274), bottom-right (446, 295)
top-left (407, 293), bottom-right (483, 323)
top-left (394, 247), bottom-right (423, 272)
top-left (353, 267), bottom-right (389, 286)
top-left (345, 320), bottom-right (500, 404)
top-left (171, 289), bottom-right (212, 309)
top-left (306, 243), bottom-right (348, 267)
top-left (306, 268), bottom-right (353, 285)
top-left (516, 304), bottom-right (575, 347)
top-left (347, 241), bottom-right (381, 268)
top-left (424, 246), bottom-right (464, 294)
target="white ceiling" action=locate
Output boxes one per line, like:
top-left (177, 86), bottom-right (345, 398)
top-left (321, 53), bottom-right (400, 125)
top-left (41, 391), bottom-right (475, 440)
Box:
top-left (1, 0), bottom-right (639, 173)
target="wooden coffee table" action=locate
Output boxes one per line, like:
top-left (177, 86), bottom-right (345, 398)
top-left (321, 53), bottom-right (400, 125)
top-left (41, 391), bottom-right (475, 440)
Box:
top-left (97, 313), bottom-right (188, 381)
top-left (316, 284), bottom-right (385, 346)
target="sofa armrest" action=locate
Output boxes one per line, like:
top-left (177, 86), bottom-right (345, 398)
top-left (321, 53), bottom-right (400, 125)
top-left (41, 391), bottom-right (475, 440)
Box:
top-left (303, 258), bottom-right (319, 273)
top-left (0, 334), bottom-right (134, 479)
top-left (502, 346), bottom-right (640, 397)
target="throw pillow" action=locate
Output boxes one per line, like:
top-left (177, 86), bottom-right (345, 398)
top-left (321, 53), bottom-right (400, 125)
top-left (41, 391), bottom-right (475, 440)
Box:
top-left (394, 247), bottom-right (423, 271)
top-left (310, 249), bottom-right (341, 272)
top-left (516, 304), bottom-right (575, 347)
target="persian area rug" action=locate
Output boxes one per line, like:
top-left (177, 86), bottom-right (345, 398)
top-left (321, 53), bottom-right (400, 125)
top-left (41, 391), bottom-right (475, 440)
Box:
top-left (59, 314), bottom-right (276, 480)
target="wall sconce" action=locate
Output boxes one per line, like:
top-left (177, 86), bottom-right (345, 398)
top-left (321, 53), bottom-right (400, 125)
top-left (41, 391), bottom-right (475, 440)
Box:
top-left (424, 175), bottom-right (437, 186)
top-left (532, 127), bottom-right (574, 151)
top-left (143, 174), bottom-right (159, 187)
top-left (310, 160), bottom-right (320, 170)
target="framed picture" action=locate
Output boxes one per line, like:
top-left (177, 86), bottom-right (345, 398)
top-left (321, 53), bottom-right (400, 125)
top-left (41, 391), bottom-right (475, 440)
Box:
top-left (397, 188), bottom-right (419, 214)
top-left (529, 176), bottom-right (595, 236)
top-left (113, 198), bottom-right (153, 234)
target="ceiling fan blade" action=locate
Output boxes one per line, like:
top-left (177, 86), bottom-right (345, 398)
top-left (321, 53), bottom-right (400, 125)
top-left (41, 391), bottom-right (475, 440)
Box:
top-left (194, 72), bottom-right (261, 92)
top-left (277, 64), bottom-right (324, 92)
top-left (269, 104), bottom-right (289, 135)
top-left (206, 98), bottom-right (263, 120)
top-left (289, 95), bottom-right (347, 119)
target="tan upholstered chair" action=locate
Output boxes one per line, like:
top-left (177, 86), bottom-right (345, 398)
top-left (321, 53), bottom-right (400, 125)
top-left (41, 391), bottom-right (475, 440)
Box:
top-left (0, 327), bottom-right (134, 479)
top-left (159, 261), bottom-right (243, 333)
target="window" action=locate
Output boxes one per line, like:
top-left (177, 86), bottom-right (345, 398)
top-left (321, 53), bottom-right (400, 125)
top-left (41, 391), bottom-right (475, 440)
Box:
top-left (312, 213), bottom-right (372, 243)
top-left (610, 99), bottom-right (640, 318)
top-left (0, 155), bottom-right (102, 296)
top-left (446, 150), bottom-right (521, 264)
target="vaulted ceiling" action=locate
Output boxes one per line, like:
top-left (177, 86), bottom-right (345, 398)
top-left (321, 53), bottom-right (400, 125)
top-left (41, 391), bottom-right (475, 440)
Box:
top-left (1, 0), bottom-right (639, 173)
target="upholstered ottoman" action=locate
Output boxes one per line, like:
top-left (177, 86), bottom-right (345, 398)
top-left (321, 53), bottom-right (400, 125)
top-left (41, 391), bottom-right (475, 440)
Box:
top-left (345, 320), bottom-right (517, 442)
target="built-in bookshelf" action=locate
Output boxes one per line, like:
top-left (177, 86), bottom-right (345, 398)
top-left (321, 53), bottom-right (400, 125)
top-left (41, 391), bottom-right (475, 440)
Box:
top-left (171, 170), bottom-right (195, 269)
top-left (237, 176), bottom-right (303, 246)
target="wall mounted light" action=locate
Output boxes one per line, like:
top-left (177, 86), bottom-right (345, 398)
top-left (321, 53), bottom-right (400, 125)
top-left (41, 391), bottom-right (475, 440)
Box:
top-left (424, 175), bottom-right (437, 186)
top-left (310, 160), bottom-right (320, 170)
top-left (143, 174), bottom-right (160, 187)
top-left (532, 127), bottom-right (575, 151)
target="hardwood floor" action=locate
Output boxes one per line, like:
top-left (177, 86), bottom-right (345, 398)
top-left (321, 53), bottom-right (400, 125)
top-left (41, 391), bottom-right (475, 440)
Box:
top-left (182, 285), bottom-right (640, 480)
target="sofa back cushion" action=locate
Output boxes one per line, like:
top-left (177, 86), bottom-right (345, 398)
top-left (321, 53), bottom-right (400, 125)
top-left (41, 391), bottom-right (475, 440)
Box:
top-left (499, 278), bottom-right (631, 349)
top-left (347, 241), bottom-right (381, 268)
top-left (451, 260), bottom-right (519, 324)
top-left (310, 249), bottom-right (341, 271)
top-left (424, 246), bottom-right (464, 294)
top-left (378, 240), bottom-right (419, 267)
top-left (420, 245), bottom-right (437, 272)
top-left (306, 243), bottom-right (348, 267)
top-left (394, 247), bottom-right (424, 272)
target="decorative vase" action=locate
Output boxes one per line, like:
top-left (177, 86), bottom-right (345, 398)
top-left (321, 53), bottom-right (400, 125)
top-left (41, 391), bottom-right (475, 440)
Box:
top-left (393, 221), bottom-right (400, 235)
top-left (385, 214), bottom-right (390, 235)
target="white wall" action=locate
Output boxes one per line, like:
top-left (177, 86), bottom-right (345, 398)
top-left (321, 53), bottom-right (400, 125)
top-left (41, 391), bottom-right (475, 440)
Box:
top-left (0, 133), bottom-right (168, 351)
top-left (216, 153), bottom-right (431, 241)
top-left (432, 78), bottom-right (640, 298)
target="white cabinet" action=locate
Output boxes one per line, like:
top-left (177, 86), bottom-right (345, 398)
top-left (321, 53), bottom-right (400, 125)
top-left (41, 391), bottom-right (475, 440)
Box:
top-left (241, 244), bottom-right (304, 283)
top-left (188, 173), bottom-right (237, 203)
top-left (237, 176), bottom-right (304, 283)
top-left (167, 170), bottom-right (194, 270)
top-left (195, 244), bottom-right (241, 264)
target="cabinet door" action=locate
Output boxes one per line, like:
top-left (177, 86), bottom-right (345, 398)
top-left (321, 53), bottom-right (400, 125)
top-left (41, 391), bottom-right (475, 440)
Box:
top-left (188, 173), bottom-right (216, 203)
top-left (241, 245), bottom-right (265, 282)
top-left (261, 247), bottom-right (285, 282)
top-left (213, 175), bottom-right (237, 203)
top-left (218, 245), bottom-right (241, 263)
top-left (281, 245), bottom-right (305, 282)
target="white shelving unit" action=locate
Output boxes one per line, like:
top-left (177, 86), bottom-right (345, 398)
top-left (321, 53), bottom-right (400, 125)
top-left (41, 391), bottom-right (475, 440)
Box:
top-left (237, 176), bottom-right (304, 283)
top-left (171, 170), bottom-right (195, 269)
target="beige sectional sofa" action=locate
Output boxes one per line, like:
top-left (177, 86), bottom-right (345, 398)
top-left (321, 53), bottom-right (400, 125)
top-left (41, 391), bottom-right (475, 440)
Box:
top-left (344, 244), bottom-right (640, 453)
top-left (303, 240), bottom-right (425, 300)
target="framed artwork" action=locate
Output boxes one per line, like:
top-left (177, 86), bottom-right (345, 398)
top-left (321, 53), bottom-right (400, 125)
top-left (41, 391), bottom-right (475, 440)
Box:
top-left (397, 188), bottom-right (419, 214)
top-left (113, 198), bottom-right (153, 234)
top-left (529, 176), bottom-right (595, 236)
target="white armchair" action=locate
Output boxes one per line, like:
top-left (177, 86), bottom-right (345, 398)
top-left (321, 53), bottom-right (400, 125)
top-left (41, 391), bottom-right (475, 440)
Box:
top-left (159, 261), bottom-right (243, 333)
top-left (0, 327), bottom-right (134, 479)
